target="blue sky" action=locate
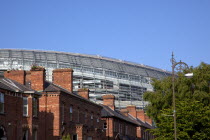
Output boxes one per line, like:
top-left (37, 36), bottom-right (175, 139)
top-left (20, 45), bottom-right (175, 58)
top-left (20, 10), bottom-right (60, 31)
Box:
top-left (0, 0), bottom-right (209, 71)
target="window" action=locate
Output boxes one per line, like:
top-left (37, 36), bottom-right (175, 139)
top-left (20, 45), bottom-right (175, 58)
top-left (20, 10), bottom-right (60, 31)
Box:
top-left (94, 69), bottom-right (103, 75)
top-left (0, 125), bottom-right (6, 139)
top-left (72, 134), bottom-right (77, 140)
top-left (32, 129), bottom-right (37, 140)
top-left (62, 103), bottom-right (65, 123)
top-left (119, 123), bottom-right (123, 134)
top-left (0, 93), bottom-right (4, 113)
top-left (114, 122), bottom-right (116, 132)
top-left (69, 106), bottom-right (73, 121)
top-left (23, 97), bottom-right (28, 116)
top-left (84, 110), bottom-right (88, 124)
top-left (97, 117), bottom-right (100, 123)
top-left (90, 113), bottom-right (93, 125)
top-left (105, 71), bottom-right (117, 78)
top-left (77, 108), bottom-right (80, 123)
top-left (125, 126), bottom-right (128, 135)
top-left (118, 73), bottom-right (128, 79)
top-left (33, 98), bottom-right (38, 117)
top-left (22, 129), bottom-right (28, 140)
top-left (103, 122), bottom-right (107, 129)
top-left (91, 113), bottom-right (93, 120)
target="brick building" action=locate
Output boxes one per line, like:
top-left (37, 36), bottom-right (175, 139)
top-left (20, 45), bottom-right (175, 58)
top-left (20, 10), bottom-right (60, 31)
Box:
top-left (101, 94), bottom-right (154, 140)
top-left (1, 67), bottom-right (154, 140)
top-left (126, 105), bottom-right (155, 140)
top-left (101, 94), bottom-right (138, 140)
top-left (0, 76), bottom-right (41, 140)
top-left (3, 68), bottom-right (104, 140)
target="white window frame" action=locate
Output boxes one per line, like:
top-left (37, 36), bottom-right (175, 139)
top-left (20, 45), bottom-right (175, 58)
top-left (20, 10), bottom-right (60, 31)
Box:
top-left (23, 97), bottom-right (28, 116)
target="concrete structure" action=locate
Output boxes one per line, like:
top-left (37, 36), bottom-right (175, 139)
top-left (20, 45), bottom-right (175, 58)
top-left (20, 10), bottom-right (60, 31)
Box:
top-left (0, 49), bottom-right (171, 109)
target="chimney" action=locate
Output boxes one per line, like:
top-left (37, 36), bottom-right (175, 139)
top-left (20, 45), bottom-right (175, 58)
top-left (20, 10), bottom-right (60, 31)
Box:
top-left (136, 109), bottom-right (146, 122)
top-left (78, 88), bottom-right (89, 99)
top-left (4, 70), bottom-right (26, 85)
top-left (126, 105), bottom-right (137, 118)
top-left (145, 115), bottom-right (153, 125)
top-left (53, 68), bottom-right (73, 92)
top-left (120, 108), bottom-right (129, 116)
top-left (30, 68), bottom-right (46, 91)
top-left (102, 94), bottom-right (115, 110)
top-left (25, 71), bottom-right (31, 83)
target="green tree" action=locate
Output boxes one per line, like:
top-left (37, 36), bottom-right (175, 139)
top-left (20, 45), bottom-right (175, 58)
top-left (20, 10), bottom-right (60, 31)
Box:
top-left (144, 62), bottom-right (210, 140)
top-left (62, 134), bottom-right (71, 140)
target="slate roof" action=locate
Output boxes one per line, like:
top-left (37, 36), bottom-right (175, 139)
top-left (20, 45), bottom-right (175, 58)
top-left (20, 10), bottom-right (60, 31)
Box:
top-left (44, 81), bottom-right (102, 108)
top-left (101, 104), bottom-right (154, 129)
top-left (128, 115), bottom-right (154, 129)
top-left (101, 105), bottom-right (139, 126)
top-left (0, 78), bottom-right (41, 95)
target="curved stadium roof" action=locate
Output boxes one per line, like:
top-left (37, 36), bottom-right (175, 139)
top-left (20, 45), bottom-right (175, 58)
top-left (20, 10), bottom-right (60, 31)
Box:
top-left (0, 49), bottom-right (171, 79)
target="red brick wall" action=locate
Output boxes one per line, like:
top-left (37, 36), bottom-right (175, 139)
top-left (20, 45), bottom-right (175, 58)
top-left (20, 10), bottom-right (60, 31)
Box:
top-left (39, 93), bottom-right (60, 140)
top-left (137, 110), bottom-right (145, 122)
top-left (102, 94), bottom-right (115, 110)
top-left (4, 70), bottom-right (25, 85)
top-left (0, 89), bottom-right (39, 140)
top-left (103, 117), bottom-right (137, 140)
top-left (77, 88), bottom-right (89, 99)
top-left (145, 115), bottom-right (153, 125)
top-left (39, 91), bottom-right (103, 140)
top-left (126, 105), bottom-right (137, 118)
top-left (52, 69), bottom-right (73, 92)
top-left (30, 69), bottom-right (45, 91)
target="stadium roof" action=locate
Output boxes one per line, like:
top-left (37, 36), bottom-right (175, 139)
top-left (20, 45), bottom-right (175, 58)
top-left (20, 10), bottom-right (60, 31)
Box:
top-left (0, 49), bottom-right (171, 79)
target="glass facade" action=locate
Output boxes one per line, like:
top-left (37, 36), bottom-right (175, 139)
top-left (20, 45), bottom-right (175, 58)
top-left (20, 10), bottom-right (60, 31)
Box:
top-left (0, 49), bottom-right (171, 109)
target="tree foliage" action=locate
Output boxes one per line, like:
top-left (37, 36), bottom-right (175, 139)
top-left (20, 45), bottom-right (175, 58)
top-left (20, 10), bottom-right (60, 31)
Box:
top-left (144, 62), bottom-right (210, 140)
top-left (62, 134), bottom-right (71, 140)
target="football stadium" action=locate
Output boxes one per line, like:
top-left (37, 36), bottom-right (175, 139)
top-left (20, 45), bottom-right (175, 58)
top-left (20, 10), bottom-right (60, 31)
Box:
top-left (0, 49), bottom-right (171, 109)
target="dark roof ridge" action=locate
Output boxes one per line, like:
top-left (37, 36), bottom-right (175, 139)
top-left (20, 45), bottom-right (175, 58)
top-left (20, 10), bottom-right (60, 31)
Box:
top-left (101, 105), bottom-right (139, 126)
top-left (0, 78), bottom-right (41, 95)
top-left (44, 81), bottom-right (102, 108)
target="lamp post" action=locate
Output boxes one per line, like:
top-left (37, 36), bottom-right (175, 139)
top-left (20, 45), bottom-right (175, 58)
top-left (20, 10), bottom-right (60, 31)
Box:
top-left (171, 53), bottom-right (189, 140)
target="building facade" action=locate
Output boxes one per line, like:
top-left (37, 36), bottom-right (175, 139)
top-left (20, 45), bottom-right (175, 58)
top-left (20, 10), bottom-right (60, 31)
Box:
top-left (4, 68), bottom-right (104, 140)
top-left (0, 76), bottom-right (41, 140)
top-left (0, 49), bottom-right (171, 109)
top-left (101, 94), bottom-right (154, 140)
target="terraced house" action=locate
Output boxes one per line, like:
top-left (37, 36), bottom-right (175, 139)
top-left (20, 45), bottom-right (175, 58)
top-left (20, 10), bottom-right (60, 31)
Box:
top-left (3, 68), bottom-right (103, 140)
top-left (0, 67), bottom-right (154, 140)
top-left (0, 73), bottom-right (41, 140)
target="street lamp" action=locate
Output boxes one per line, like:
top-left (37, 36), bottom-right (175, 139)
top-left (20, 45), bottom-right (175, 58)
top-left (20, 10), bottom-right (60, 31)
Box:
top-left (171, 53), bottom-right (190, 140)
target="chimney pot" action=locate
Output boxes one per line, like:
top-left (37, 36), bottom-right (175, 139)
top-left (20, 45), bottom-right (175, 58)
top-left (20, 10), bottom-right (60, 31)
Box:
top-left (126, 105), bottom-right (137, 118)
top-left (120, 108), bottom-right (129, 116)
top-left (102, 94), bottom-right (115, 110)
top-left (78, 88), bottom-right (89, 99)
top-left (4, 70), bottom-right (26, 85)
top-left (53, 68), bottom-right (74, 92)
top-left (136, 109), bottom-right (146, 122)
top-left (30, 68), bottom-right (46, 91)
